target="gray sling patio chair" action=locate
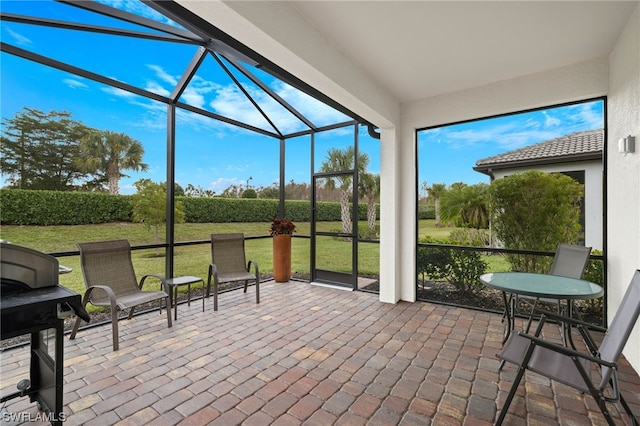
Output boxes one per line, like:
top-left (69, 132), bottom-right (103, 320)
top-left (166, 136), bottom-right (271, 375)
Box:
top-left (496, 269), bottom-right (640, 426)
top-left (70, 239), bottom-right (172, 351)
top-left (207, 233), bottom-right (260, 311)
top-left (509, 243), bottom-right (592, 333)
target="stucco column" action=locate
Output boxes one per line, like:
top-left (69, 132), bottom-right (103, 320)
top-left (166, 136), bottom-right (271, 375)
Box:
top-left (378, 127), bottom-right (402, 303)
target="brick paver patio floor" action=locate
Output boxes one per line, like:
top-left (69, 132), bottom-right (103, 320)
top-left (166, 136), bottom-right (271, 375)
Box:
top-left (1, 280), bottom-right (639, 425)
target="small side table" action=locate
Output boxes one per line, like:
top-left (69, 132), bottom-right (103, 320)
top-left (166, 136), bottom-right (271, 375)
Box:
top-left (164, 276), bottom-right (205, 320)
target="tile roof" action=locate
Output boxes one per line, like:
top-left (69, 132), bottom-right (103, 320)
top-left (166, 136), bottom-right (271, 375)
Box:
top-left (474, 129), bottom-right (603, 174)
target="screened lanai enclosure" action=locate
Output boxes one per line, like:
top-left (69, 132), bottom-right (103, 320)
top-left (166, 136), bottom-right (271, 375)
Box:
top-left (1, 1), bottom-right (607, 324)
top-left (0, 0), bottom-right (382, 290)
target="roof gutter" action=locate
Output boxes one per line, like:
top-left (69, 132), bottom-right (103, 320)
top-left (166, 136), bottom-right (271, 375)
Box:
top-left (473, 152), bottom-right (602, 175)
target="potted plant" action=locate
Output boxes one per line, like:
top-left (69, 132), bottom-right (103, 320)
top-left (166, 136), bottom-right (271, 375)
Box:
top-left (270, 219), bottom-right (295, 282)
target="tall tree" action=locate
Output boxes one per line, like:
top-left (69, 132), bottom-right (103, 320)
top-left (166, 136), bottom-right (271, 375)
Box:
top-left (184, 184), bottom-right (216, 197)
top-left (426, 183), bottom-right (447, 227)
top-left (131, 179), bottom-right (185, 256)
top-left (320, 146), bottom-right (369, 234)
top-left (1, 107), bottom-right (90, 190)
top-left (76, 130), bottom-right (148, 194)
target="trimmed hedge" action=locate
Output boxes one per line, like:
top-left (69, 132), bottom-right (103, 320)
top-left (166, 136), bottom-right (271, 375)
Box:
top-left (1, 189), bottom-right (378, 225)
top-left (0, 189), bottom-right (133, 225)
top-left (418, 205), bottom-right (435, 220)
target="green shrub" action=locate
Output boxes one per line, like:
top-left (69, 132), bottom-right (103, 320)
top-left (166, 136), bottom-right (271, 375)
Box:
top-left (417, 237), bottom-right (487, 294)
top-left (448, 228), bottom-right (490, 247)
top-left (358, 222), bottom-right (378, 240)
top-left (580, 250), bottom-right (604, 313)
top-left (489, 171), bottom-right (583, 273)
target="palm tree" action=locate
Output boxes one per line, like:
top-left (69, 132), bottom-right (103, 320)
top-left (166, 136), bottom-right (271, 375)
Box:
top-left (76, 130), bottom-right (148, 194)
top-left (427, 183), bottom-right (447, 227)
top-left (359, 172), bottom-right (380, 235)
top-left (460, 184), bottom-right (489, 229)
top-left (441, 183), bottom-right (489, 229)
top-left (320, 147), bottom-right (369, 234)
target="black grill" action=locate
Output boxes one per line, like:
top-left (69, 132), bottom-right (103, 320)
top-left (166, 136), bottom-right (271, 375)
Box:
top-left (1, 243), bottom-right (88, 425)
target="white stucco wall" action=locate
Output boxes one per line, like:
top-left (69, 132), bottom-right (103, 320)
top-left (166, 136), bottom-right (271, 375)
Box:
top-left (491, 160), bottom-right (604, 251)
top-left (607, 3), bottom-right (640, 372)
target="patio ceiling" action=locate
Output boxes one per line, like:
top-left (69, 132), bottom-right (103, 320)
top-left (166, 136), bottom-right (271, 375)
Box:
top-left (178, 1), bottom-right (637, 106)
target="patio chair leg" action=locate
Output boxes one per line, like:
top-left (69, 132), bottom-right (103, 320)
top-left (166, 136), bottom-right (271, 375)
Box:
top-left (214, 280), bottom-right (218, 311)
top-left (256, 279), bottom-right (260, 304)
top-left (165, 295), bottom-right (172, 328)
top-left (70, 293), bottom-right (91, 341)
top-left (496, 364), bottom-right (527, 425)
top-left (69, 316), bottom-right (82, 340)
top-left (110, 303), bottom-right (119, 351)
top-left (619, 393), bottom-right (640, 426)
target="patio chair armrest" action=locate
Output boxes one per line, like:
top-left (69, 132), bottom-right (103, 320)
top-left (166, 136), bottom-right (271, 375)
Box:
top-left (534, 308), bottom-right (608, 331)
top-left (208, 263), bottom-right (218, 282)
top-left (247, 260), bottom-right (259, 277)
top-left (206, 263), bottom-right (218, 298)
top-left (139, 274), bottom-right (167, 291)
top-left (85, 285), bottom-right (119, 309)
top-left (516, 330), bottom-right (617, 369)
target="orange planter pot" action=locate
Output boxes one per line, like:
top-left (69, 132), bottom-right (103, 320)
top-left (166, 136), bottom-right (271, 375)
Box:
top-left (273, 234), bottom-right (292, 282)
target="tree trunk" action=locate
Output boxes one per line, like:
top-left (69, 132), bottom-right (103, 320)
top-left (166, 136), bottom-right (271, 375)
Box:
top-left (367, 197), bottom-right (376, 232)
top-left (107, 161), bottom-right (120, 195)
top-left (340, 189), bottom-right (352, 234)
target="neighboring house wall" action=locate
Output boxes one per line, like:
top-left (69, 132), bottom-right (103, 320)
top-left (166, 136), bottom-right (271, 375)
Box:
top-left (490, 160), bottom-right (603, 251)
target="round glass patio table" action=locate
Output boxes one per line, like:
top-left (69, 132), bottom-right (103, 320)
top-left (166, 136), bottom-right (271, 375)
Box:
top-left (480, 272), bottom-right (604, 345)
top-left (480, 272), bottom-right (603, 300)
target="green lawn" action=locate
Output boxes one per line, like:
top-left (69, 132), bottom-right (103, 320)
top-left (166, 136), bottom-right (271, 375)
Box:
top-left (0, 220), bottom-right (506, 312)
top-left (417, 219), bottom-right (463, 240)
top-left (0, 221), bottom-right (381, 310)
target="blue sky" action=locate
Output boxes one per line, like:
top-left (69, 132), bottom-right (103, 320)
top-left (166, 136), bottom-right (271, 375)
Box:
top-left (2, 1), bottom-right (603, 196)
top-left (417, 100), bottom-right (604, 195)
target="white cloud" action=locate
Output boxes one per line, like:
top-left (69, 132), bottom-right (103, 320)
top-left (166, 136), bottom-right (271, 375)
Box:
top-left (96, 0), bottom-right (180, 28)
top-left (101, 86), bottom-right (138, 99)
top-left (208, 176), bottom-right (243, 193)
top-left (567, 102), bottom-right (603, 130)
top-left (209, 85), bottom-right (272, 130)
top-left (437, 122), bottom-right (563, 152)
top-left (273, 81), bottom-right (350, 127)
top-left (144, 81), bottom-right (171, 98)
top-left (96, 75), bottom-right (150, 101)
top-left (63, 78), bottom-right (88, 90)
top-left (147, 64), bottom-right (177, 86)
top-left (4, 27), bottom-right (31, 47)
top-left (206, 79), bottom-right (351, 135)
top-left (543, 111), bottom-right (562, 128)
